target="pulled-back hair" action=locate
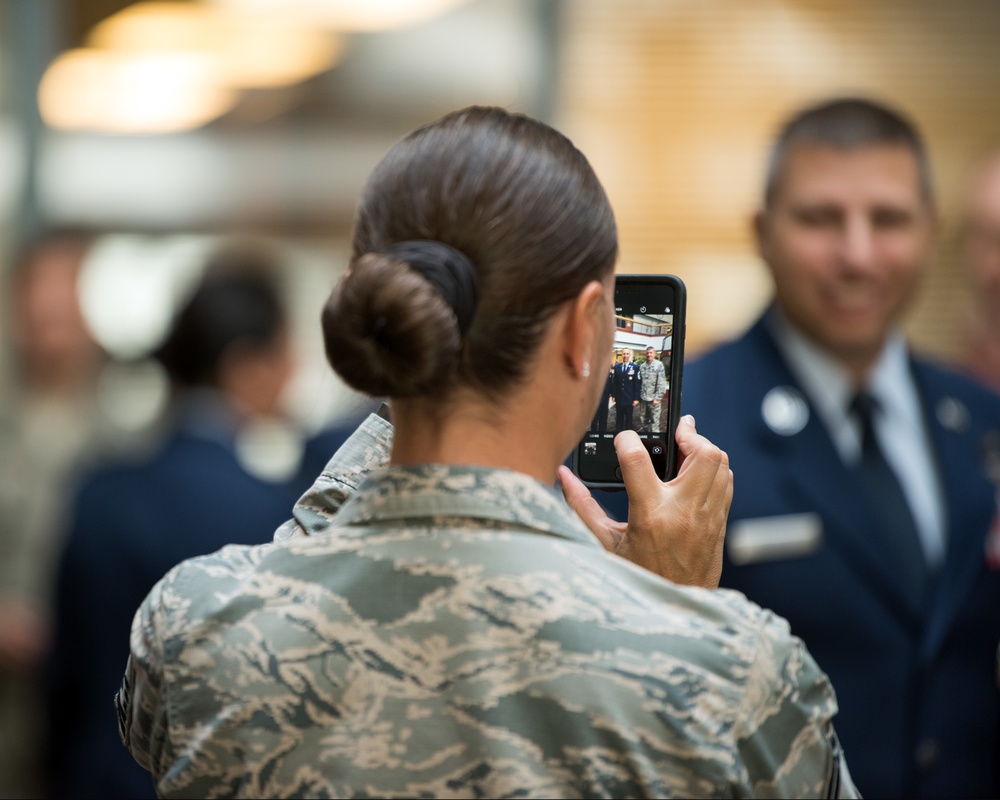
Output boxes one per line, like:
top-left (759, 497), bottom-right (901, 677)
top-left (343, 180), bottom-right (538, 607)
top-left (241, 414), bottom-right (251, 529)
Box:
top-left (322, 105), bottom-right (618, 402)
top-left (764, 96), bottom-right (934, 207)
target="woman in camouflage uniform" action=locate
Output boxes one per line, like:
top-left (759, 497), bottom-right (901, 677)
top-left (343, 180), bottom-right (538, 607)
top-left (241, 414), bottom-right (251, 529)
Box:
top-left (116, 106), bottom-right (858, 799)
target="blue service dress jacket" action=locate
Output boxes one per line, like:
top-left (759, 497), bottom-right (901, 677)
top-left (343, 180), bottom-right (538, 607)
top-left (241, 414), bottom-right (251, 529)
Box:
top-left (613, 361), bottom-right (641, 404)
top-left (679, 313), bottom-right (1000, 799)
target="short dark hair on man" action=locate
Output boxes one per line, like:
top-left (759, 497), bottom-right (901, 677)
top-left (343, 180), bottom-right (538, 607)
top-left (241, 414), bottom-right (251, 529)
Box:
top-left (764, 96), bottom-right (934, 207)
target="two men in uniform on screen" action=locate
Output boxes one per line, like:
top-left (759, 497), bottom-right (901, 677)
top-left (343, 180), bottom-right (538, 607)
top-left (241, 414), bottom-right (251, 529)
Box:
top-left (610, 346), bottom-right (666, 433)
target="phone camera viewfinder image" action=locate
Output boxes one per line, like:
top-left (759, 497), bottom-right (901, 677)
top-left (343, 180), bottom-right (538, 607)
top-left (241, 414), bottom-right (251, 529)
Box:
top-left (572, 274), bottom-right (686, 491)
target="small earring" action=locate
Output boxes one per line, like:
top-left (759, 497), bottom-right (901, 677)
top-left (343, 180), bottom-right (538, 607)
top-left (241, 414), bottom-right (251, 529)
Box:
top-left (581, 361), bottom-right (590, 378)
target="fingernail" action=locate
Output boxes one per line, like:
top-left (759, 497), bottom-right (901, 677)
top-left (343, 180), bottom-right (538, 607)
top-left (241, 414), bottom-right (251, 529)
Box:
top-left (682, 414), bottom-right (696, 427)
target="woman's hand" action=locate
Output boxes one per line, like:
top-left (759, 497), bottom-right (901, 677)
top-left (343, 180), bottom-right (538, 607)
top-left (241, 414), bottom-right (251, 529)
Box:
top-left (558, 416), bottom-right (733, 589)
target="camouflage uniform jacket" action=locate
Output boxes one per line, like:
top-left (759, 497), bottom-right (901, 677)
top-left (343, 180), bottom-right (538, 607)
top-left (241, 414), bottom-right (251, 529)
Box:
top-left (116, 411), bottom-right (859, 799)
top-left (639, 358), bottom-right (667, 402)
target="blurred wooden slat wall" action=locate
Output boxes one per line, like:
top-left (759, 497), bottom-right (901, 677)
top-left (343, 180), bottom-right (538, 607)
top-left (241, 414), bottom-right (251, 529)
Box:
top-left (558, 0), bottom-right (1000, 360)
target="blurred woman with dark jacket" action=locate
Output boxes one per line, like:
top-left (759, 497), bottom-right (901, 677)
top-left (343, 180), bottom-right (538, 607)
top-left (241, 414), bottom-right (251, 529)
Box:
top-left (46, 248), bottom-right (307, 799)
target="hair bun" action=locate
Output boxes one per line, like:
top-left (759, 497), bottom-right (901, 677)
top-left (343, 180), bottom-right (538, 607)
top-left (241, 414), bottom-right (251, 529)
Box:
top-left (321, 250), bottom-right (463, 398)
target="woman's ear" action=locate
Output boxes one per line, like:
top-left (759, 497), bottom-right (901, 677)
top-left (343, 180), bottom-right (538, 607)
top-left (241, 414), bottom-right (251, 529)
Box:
top-left (562, 280), bottom-right (606, 379)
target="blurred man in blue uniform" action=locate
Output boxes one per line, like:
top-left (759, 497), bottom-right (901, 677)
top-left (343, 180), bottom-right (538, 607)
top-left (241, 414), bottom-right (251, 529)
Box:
top-left (679, 97), bottom-right (1000, 798)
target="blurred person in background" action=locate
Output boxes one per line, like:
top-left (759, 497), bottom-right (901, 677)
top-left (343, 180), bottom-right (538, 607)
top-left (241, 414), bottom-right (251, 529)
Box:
top-left (958, 148), bottom-right (1000, 395)
top-left (44, 245), bottom-right (344, 798)
top-left (0, 230), bottom-right (129, 798)
top-left (673, 97), bottom-right (1000, 797)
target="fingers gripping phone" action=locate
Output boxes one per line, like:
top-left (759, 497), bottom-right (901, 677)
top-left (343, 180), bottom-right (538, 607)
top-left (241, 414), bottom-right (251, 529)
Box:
top-left (571, 274), bottom-right (686, 490)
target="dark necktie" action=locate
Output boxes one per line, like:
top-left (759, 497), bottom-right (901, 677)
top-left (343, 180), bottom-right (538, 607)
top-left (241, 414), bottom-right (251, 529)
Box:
top-left (849, 391), bottom-right (929, 605)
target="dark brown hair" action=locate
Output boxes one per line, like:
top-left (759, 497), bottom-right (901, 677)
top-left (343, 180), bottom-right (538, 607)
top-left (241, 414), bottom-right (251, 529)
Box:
top-left (155, 245), bottom-right (286, 389)
top-left (322, 105), bottom-right (618, 401)
top-left (764, 96), bottom-right (934, 207)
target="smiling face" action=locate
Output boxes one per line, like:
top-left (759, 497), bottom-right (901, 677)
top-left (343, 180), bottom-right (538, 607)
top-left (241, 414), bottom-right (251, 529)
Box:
top-left (756, 142), bottom-right (936, 381)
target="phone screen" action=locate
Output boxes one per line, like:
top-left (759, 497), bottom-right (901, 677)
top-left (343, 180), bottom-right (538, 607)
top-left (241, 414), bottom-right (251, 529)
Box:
top-left (571, 274), bottom-right (686, 490)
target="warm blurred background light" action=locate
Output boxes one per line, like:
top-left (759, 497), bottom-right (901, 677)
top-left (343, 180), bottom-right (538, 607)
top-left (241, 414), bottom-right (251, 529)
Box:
top-left (39, 48), bottom-right (236, 134)
top-left (36, 0), bottom-right (481, 137)
top-left (208, 0), bottom-right (474, 32)
top-left (38, 1), bottom-right (350, 134)
top-left (88, 2), bottom-right (346, 89)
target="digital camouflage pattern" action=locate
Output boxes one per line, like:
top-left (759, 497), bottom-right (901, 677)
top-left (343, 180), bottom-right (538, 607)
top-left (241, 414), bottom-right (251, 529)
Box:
top-left (638, 357), bottom-right (667, 403)
top-left (117, 412), bottom-right (859, 798)
top-left (637, 358), bottom-right (668, 433)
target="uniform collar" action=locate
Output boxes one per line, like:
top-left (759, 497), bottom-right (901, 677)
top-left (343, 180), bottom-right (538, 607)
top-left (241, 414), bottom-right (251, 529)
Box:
top-left (282, 410), bottom-right (600, 549)
top-left (763, 306), bottom-right (920, 461)
top-left (330, 464), bottom-right (602, 548)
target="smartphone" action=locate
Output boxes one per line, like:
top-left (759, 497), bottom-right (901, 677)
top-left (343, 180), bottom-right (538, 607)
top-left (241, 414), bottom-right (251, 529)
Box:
top-left (571, 273), bottom-right (686, 490)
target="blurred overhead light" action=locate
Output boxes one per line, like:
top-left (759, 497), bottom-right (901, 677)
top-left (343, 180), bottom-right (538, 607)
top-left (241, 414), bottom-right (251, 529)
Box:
top-left (38, 48), bottom-right (236, 134)
top-left (208, 0), bottom-right (473, 32)
top-left (89, 2), bottom-right (344, 89)
top-left (38, 1), bottom-right (345, 134)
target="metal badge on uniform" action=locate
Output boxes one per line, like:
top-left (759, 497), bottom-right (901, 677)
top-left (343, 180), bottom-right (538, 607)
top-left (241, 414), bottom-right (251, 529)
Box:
top-left (936, 396), bottom-right (970, 433)
top-left (761, 386), bottom-right (809, 436)
top-left (728, 512), bottom-right (823, 565)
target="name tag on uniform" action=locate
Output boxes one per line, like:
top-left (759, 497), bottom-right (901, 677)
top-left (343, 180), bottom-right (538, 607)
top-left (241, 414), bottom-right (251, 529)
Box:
top-left (728, 513), bottom-right (823, 565)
